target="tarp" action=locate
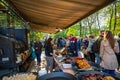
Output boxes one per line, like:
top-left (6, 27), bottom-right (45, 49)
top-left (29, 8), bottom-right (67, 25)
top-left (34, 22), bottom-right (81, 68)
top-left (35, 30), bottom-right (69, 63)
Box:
top-left (6, 0), bottom-right (115, 33)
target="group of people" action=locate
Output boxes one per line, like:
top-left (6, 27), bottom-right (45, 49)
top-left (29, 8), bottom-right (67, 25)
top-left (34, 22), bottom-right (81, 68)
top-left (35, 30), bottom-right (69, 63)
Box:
top-left (32, 37), bottom-right (54, 73)
top-left (31, 30), bottom-right (120, 76)
top-left (55, 34), bottom-right (81, 57)
top-left (80, 30), bottom-right (120, 76)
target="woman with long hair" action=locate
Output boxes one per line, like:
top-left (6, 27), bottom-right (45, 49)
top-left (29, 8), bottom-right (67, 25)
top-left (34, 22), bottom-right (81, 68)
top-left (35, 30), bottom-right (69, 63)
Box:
top-left (100, 30), bottom-right (119, 76)
top-left (45, 38), bottom-right (54, 73)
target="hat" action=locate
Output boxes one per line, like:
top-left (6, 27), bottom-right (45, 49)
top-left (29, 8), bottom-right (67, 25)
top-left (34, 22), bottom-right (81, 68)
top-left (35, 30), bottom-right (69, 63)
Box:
top-left (71, 37), bottom-right (77, 42)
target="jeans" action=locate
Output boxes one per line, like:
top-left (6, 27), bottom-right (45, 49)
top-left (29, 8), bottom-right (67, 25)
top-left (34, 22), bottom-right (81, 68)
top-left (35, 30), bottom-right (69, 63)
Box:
top-left (103, 69), bottom-right (116, 76)
top-left (95, 53), bottom-right (101, 65)
top-left (36, 51), bottom-right (42, 64)
top-left (89, 52), bottom-right (95, 62)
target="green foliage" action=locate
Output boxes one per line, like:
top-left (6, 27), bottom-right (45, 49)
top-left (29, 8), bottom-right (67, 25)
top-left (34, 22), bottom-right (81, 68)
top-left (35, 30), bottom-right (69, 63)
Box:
top-left (54, 24), bottom-right (80, 39)
top-left (54, 30), bottom-right (67, 39)
top-left (66, 24), bottom-right (79, 36)
top-left (103, 1), bottom-right (120, 34)
top-left (30, 31), bottom-right (43, 41)
top-left (0, 12), bottom-right (7, 27)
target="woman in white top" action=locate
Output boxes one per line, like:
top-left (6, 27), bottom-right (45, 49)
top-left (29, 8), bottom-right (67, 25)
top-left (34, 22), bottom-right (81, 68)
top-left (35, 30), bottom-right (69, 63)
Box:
top-left (100, 30), bottom-right (119, 76)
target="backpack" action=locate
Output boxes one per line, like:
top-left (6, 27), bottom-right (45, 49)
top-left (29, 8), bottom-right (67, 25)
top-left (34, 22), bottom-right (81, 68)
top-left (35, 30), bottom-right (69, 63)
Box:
top-left (91, 41), bottom-right (99, 53)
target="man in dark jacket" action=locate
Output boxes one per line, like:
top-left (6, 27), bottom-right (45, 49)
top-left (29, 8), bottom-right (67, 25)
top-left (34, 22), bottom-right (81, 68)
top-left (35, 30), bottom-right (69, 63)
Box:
top-left (117, 33), bottom-right (120, 71)
top-left (69, 34), bottom-right (78, 57)
top-left (34, 37), bottom-right (43, 66)
top-left (94, 30), bottom-right (104, 65)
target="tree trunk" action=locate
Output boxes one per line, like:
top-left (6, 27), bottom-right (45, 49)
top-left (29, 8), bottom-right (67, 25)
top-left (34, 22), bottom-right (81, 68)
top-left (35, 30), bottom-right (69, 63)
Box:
top-left (113, 2), bottom-right (117, 31)
top-left (83, 26), bottom-right (86, 37)
top-left (96, 12), bottom-right (101, 30)
top-left (79, 22), bottom-right (82, 37)
top-left (109, 5), bottom-right (114, 30)
top-left (87, 18), bottom-right (91, 34)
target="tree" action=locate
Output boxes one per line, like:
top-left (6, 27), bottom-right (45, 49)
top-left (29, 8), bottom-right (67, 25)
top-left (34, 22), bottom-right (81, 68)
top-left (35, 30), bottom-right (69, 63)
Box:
top-left (113, 1), bottom-right (117, 31)
top-left (109, 4), bottom-right (114, 30)
top-left (96, 12), bottom-right (101, 30)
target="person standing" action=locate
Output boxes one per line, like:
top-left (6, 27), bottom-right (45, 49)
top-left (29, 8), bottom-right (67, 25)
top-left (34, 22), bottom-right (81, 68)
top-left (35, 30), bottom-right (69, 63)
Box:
top-left (45, 38), bottom-right (54, 73)
top-left (91, 30), bottom-right (104, 65)
top-left (77, 37), bottom-right (82, 51)
top-left (34, 37), bottom-right (43, 66)
top-left (117, 32), bottom-right (120, 71)
top-left (66, 36), bottom-right (70, 53)
top-left (86, 35), bottom-right (96, 62)
top-left (95, 30), bottom-right (104, 65)
top-left (69, 34), bottom-right (78, 57)
top-left (100, 30), bottom-right (119, 76)
top-left (30, 41), bottom-right (36, 60)
top-left (82, 36), bottom-right (89, 49)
